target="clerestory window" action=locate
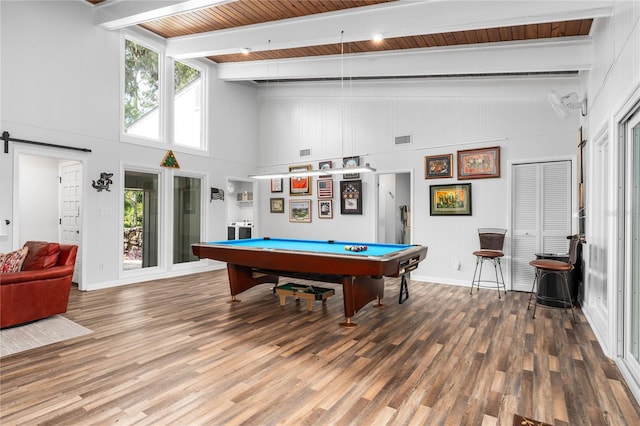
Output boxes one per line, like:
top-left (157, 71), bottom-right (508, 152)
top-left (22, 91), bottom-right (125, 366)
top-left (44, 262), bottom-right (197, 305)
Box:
top-left (122, 35), bottom-right (206, 150)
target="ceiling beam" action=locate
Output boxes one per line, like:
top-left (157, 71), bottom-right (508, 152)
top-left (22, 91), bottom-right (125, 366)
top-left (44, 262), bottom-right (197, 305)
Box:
top-left (215, 37), bottom-right (592, 81)
top-left (166, 0), bottom-right (612, 59)
top-left (95, 0), bottom-right (233, 30)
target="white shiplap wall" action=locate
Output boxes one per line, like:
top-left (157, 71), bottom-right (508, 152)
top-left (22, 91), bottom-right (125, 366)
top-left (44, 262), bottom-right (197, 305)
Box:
top-left (580, 0), bottom-right (640, 403)
top-left (256, 77), bottom-right (581, 287)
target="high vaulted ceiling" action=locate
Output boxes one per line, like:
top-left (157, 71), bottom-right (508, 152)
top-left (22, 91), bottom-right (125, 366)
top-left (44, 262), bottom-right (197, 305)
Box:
top-left (90, 0), bottom-right (613, 82)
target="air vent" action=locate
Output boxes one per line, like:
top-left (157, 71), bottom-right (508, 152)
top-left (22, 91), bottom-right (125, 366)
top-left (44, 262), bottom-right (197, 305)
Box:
top-left (300, 148), bottom-right (311, 157)
top-left (395, 135), bottom-right (412, 145)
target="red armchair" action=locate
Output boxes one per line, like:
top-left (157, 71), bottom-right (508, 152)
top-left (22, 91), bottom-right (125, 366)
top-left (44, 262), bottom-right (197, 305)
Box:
top-left (0, 242), bottom-right (78, 328)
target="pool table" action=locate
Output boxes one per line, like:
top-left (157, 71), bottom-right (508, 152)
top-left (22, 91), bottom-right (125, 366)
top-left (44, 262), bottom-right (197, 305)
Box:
top-left (192, 238), bottom-right (428, 326)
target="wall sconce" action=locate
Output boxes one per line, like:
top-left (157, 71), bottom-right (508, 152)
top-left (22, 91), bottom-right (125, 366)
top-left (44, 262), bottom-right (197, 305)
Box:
top-left (92, 172), bottom-right (113, 192)
top-left (0, 219), bottom-right (10, 237)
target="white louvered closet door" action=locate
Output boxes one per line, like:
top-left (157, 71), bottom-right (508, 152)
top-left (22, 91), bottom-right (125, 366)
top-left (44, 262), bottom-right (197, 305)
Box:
top-left (511, 160), bottom-right (572, 292)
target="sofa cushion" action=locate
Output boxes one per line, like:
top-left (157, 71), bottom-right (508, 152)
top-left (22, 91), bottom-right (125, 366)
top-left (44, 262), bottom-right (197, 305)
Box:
top-left (21, 241), bottom-right (61, 271)
top-left (0, 247), bottom-right (29, 273)
top-left (43, 243), bottom-right (60, 269)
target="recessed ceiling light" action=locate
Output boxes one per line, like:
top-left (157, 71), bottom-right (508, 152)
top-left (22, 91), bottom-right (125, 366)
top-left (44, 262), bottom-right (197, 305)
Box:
top-left (240, 47), bottom-right (251, 55)
top-left (372, 33), bottom-right (384, 43)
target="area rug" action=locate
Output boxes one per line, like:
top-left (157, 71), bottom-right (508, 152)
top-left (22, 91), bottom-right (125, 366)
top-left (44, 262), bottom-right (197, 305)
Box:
top-left (0, 315), bottom-right (92, 357)
top-left (513, 414), bottom-right (554, 426)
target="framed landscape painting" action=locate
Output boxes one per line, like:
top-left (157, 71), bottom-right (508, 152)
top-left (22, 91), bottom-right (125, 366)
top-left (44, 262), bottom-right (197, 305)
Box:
top-left (429, 183), bottom-right (472, 216)
top-left (457, 146), bottom-right (500, 179)
top-left (289, 199), bottom-right (311, 222)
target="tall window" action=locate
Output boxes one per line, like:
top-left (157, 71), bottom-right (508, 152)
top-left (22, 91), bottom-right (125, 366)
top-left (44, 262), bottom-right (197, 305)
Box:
top-left (123, 35), bottom-right (206, 150)
top-left (174, 61), bottom-right (203, 148)
top-left (124, 39), bottom-right (160, 140)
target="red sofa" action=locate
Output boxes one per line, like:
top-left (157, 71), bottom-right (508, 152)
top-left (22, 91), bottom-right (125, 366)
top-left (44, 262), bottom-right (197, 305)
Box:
top-left (0, 241), bottom-right (78, 328)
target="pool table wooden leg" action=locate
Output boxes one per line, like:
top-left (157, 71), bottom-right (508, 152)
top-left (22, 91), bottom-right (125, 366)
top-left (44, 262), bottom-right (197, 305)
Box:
top-left (340, 275), bottom-right (384, 326)
top-left (340, 317), bottom-right (357, 327)
top-left (226, 264), bottom-right (279, 302)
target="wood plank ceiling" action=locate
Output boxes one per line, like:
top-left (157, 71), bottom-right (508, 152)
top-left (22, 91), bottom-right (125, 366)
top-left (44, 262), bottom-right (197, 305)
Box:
top-left (88, 0), bottom-right (592, 65)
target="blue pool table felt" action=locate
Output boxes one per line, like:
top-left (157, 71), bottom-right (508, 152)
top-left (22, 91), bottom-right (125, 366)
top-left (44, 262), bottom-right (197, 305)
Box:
top-left (205, 238), bottom-right (412, 257)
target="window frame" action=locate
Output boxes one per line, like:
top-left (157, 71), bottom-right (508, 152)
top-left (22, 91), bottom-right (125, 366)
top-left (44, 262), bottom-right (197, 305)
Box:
top-left (169, 57), bottom-right (208, 152)
top-left (120, 31), bottom-right (208, 153)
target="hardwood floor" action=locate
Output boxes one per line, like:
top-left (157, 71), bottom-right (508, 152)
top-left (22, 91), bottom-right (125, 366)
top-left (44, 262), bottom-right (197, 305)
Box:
top-left (1, 270), bottom-right (639, 425)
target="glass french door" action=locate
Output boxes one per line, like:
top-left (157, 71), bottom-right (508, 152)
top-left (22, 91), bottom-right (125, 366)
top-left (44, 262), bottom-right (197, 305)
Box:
top-left (123, 170), bottom-right (159, 270)
top-left (173, 176), bottom-right (201, 264)
top-left (624, 110), bottom-right (640, 377)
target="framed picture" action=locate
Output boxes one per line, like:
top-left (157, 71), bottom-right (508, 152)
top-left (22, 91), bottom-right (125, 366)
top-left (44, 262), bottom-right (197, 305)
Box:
top-left (270, 178), bottom-right (283, 193)
top-left (424, 154), bottom-right (454, 179)
top-left (457, 146), bottom-right (500, 179)
top-left (342, 156), bottom-right (360, 179)
top-left (319, 160), bottom-right (333, 178)
top-left (289, 199), bottom-right (311, 222)
top-left (429, 183), bottom-right (472, 216)
top-left (270, 197), bottom-right (285, 213)
top-left (317, 179), bottom-right (333, 198)
top-left (318, 200), bottom-right (333, 218)
top-left (289, 164), bottom-right (312, 195)
top-left (340, 180), bottom-right (362, 215)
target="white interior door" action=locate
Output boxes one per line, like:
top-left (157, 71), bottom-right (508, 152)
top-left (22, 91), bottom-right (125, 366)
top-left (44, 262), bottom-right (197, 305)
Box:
top-left (511, 160), bottom-right (572, 291)
top-left (60, 162), bottom-right (82, 285)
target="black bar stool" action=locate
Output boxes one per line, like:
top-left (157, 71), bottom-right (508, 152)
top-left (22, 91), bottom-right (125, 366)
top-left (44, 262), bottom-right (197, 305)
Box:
top-left (470, 228), bottom-right (507, 298)
top-left (527, 235), bottom-right (580, 322)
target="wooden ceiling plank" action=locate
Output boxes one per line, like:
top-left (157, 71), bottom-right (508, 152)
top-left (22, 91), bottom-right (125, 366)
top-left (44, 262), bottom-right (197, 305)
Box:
top-left (578, 19), bottom-right (593, 35)
top-left (565, 20), bottom-right (582, 36)
top-left (486, 28), bottom-right (501, 43)
top-left (288, 0), bottom-right (322, 17)
top-left (498, 27), bottom-right (511, 41)
top-left (475, 29), bottom-right (490, 43)
top-left (551, 21), bottom-right (567, 37)
top-left (261, 0), bottom-right (298, 21)
top-left (463, 30), bottom-right (479, 44)
top-left (538, 23), bottom-right (552, 38)
top-left (214, 4), bottom-right (254, 27)
top-left (442, 32), bottom-right (458, 46)
top-left (511, 25), bottom-right (525, 41)
top-left (452, 31), bottom-right (468, 45)
top-left (524, 23), bottom-right (538, 40)
top-left (172, 13), bottom-right (211, 35)
top-left (430, 33), bottom-right (448, 47)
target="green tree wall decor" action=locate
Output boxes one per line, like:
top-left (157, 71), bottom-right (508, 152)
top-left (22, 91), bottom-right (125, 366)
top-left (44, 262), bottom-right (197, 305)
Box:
top-left (161, 150), bottom-right (180, 168)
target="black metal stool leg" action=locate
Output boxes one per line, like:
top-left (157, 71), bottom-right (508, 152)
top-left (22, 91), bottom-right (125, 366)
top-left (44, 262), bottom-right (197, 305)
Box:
top-left (560, 273), bottom-right (576, 323)
top-left (531, 270), bottom-right (541, 318)
top-left (399, 275), bottom-right (409, 304)
top-left (496, 258), bottom-right (506, 296)
top-left (527, 275), bottom-right (535, 309)
top-left (471, 256), bottom-right (481, 294)
top-left (491, 259), bottom-right (502, 299)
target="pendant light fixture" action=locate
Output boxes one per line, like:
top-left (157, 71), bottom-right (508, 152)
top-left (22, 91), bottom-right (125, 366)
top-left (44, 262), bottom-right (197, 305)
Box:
top-left (249, 30), bottom-right (376, 180)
